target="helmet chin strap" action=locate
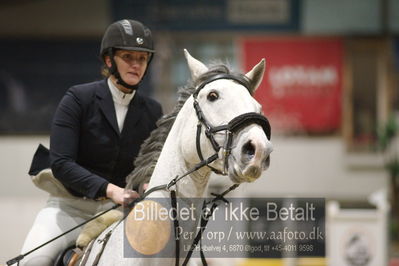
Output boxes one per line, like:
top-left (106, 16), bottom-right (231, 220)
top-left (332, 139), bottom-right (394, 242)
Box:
top-left (113, 71), bottom-right (139, 91)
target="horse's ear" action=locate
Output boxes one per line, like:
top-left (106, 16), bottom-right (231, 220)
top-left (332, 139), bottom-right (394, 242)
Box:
top-left (245, 59), bottom-right (266, 92)
top-left (184, 49), bottom-right (208, 81)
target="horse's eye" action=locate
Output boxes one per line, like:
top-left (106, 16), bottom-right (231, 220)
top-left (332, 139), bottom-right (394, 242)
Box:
top-left (207, 91), bottom-right (219, 102)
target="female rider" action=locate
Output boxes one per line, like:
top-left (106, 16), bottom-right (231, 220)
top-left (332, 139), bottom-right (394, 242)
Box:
top-left (20, 19), bottom-right (163, 266)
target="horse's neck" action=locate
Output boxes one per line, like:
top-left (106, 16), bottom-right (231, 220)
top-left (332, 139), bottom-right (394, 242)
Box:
top-left (148, 105), bottom-right (211, 199)
top-left (149, 151), bottom-right (209, 198)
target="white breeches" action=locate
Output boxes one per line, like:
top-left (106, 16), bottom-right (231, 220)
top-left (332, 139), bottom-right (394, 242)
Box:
top-left (20, 196), bottom-right (114, 266)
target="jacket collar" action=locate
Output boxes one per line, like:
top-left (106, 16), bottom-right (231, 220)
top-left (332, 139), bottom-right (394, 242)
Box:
top-left (107, 78), bottom-right (136, 106)
top-left (96, 79), bottom-right (145, 137)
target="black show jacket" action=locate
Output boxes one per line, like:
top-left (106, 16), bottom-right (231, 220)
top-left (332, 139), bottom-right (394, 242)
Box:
top-left (50, 79), bottom-right (163, 199)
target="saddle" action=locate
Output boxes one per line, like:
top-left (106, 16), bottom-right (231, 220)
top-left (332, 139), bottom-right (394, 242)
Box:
top-left (29, 144), bottom-right (77, 198)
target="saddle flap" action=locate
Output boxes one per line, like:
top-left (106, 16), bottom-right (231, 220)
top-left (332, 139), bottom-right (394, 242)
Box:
top-left (31, 169), bottom-right (76, 198)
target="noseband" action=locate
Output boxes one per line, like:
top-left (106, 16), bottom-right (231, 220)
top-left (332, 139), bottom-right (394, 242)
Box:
top-left (193, 73), bottom-right (271, 175)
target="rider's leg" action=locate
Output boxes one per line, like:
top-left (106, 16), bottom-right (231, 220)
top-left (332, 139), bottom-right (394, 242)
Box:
top-left (20, 196), bottom-right (84, 266)
top-left (19, 196), bottom-right (114, 266)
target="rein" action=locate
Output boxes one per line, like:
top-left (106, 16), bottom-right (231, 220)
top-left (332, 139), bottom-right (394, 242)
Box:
top-left (6, 203), bottom-right (121, 266)
top-left (95, 153), bottom-right (238, 266)
top-left (6, 153), bottom-right (230, 266)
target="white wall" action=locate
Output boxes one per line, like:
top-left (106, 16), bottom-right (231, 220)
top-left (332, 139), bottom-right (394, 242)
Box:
top-left (246, 136), bottom-right (388, 200)
top-left (0, 136), bottom-right (49, 264)
top-left (0, 135), bottom-right (389, 264)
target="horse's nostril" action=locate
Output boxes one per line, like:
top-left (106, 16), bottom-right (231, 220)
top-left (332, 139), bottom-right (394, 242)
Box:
top-left (265, 156), bottom-right (270, 167)
top-left (242, 141), bottom-right (256, 157)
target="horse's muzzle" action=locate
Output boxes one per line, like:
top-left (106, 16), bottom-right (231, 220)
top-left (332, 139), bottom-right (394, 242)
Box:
top-left (229, 126), bottom-right (273, 182)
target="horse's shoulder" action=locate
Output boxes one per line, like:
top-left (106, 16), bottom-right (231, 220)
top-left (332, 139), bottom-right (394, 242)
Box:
top-left (125, 200), bottom-right (171, 255)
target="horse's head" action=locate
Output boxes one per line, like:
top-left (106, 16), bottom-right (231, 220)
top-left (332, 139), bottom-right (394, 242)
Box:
top-left (181, 50), bottom-right (273, 184)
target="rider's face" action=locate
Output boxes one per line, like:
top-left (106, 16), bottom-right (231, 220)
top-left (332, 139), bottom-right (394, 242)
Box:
top-left (105, 50), bottom-right (149, 92)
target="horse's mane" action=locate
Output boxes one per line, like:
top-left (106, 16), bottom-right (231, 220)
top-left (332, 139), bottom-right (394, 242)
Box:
top-left (125, 63), bottom-right (252, 190)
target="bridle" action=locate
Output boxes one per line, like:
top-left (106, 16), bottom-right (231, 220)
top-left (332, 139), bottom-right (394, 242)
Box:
top-left (169, 73), bottom-right (272, 265)
top-left (7, 73), bottom-right (272, 266)
top-left (193, 73), bottom-right (271, 175)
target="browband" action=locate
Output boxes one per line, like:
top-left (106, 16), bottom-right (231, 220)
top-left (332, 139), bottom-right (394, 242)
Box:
top-left (193, 73), bottom-right (251, 98)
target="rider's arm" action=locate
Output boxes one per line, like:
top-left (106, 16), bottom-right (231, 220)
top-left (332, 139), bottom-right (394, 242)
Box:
top-left (50, 86), bottom-right (109, 199)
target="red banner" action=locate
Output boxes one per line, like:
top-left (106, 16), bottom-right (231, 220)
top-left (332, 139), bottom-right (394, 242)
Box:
top-left (241, 37), bottom-right (343, 133)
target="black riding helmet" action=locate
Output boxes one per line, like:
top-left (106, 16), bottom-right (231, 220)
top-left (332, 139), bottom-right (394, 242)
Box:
top-left (100, 19), bottom-right (155, 90)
